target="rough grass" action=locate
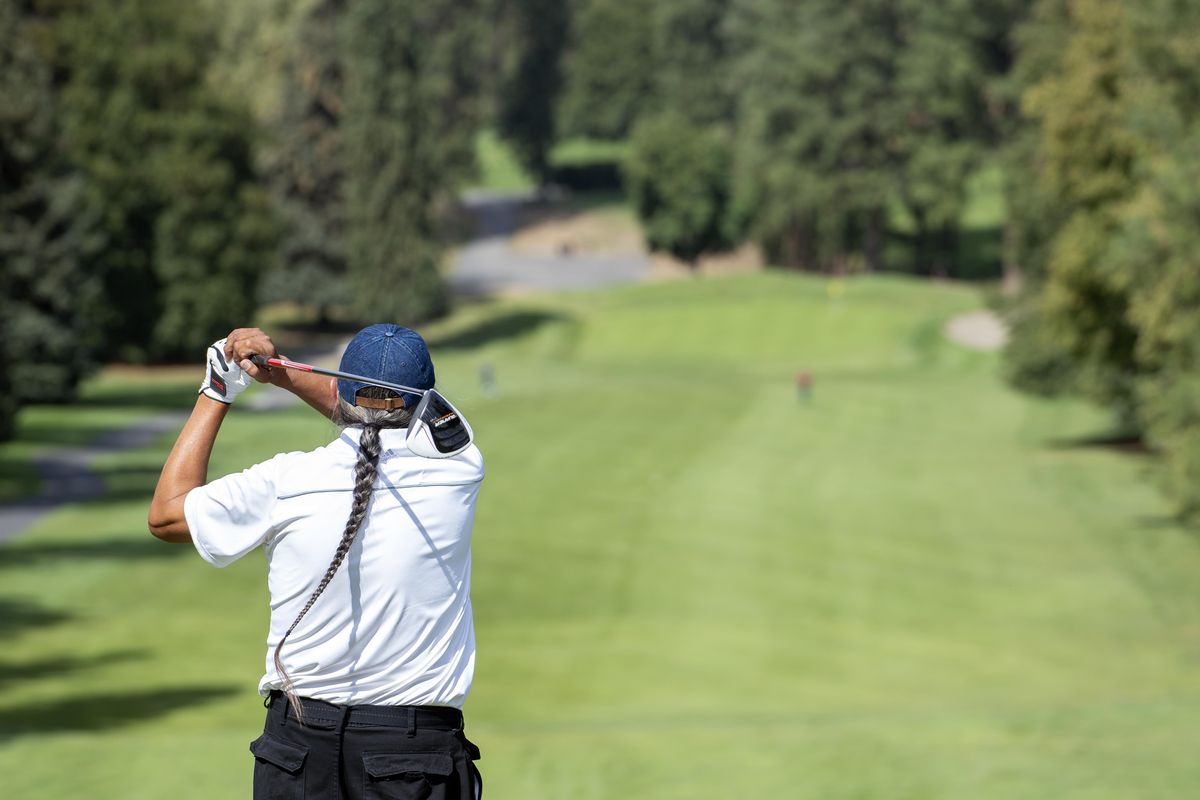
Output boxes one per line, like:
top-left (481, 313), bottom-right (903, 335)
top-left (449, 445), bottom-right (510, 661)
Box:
top-left (2, 274), bottom-right (1199, 799)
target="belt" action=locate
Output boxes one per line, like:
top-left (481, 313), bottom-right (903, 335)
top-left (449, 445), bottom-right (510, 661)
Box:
top-left (267, 690), bottom-right (463, 731)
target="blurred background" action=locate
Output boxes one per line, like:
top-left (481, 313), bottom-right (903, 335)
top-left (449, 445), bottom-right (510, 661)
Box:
top-left (3, 0), bottom-right (1200, 797)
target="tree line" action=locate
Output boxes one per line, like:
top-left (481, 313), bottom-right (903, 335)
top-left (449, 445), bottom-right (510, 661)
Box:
top-left (500, 0), bottom-right (1025, 274)
top-left (1, 0), bottom-right (483, 439)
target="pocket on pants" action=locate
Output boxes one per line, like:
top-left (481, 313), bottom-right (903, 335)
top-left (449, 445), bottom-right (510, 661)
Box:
top-left (363, 752), bottom-right (454, 800)
top-left (250, 733), bottom-right (309, 800)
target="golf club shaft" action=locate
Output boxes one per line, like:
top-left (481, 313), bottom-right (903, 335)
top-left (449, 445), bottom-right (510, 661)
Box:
top-left (249, 354), bottom-right (427, 396)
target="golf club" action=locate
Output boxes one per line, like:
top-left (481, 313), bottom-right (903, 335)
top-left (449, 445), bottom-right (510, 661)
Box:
top-left (249, 354), bottom-right (474, 458)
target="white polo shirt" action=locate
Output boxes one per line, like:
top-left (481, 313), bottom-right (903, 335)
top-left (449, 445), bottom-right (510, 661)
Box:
top-left (183, 427), bottom-right (484, 708)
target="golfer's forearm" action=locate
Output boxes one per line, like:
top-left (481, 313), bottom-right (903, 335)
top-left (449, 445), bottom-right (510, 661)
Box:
top-left (148, 396), bottom-right (229, 542)
top-left (271, 368), bottom-right (335, 417)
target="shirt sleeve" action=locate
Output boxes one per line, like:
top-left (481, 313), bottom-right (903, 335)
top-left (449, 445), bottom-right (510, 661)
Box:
top-left (184, 455), bottom-right (282, 568)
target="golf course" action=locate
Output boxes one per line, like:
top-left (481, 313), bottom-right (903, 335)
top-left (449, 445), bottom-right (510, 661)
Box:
top-left (2, 273), bottom-right (1199, 798)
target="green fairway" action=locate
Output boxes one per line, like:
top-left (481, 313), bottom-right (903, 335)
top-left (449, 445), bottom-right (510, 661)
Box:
top-left (2, 274), bottom-right (1199, 798)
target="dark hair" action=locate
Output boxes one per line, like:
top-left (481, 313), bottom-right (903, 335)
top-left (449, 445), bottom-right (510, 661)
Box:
top-left (273, 387), bottom-right (411, 722)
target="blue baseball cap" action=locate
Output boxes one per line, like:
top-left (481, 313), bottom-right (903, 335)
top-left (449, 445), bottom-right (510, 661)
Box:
top-left (338, 324), bottom-right (435, 410)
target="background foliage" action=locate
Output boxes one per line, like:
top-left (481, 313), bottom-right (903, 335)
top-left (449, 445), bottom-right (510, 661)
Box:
top-left (4, 0), bottom-right (1200, 515)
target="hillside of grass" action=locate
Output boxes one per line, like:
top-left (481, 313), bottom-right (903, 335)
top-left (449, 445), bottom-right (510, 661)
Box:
top-left (2, 274), bottom-right (1198, 798)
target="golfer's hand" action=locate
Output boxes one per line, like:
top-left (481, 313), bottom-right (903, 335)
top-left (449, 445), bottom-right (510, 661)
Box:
top-left (225, 328), bottom-right (278, 384)
top-left (199, 338), bottom-right (252, 404)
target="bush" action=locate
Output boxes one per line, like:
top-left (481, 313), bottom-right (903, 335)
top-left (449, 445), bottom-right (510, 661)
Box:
top-left (624, 114), bottom-right (737, 267)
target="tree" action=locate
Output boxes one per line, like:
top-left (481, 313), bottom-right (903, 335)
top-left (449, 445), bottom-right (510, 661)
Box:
top-left (1004, 0), bottom-right (1200, 521)
top-left (497, 0), bottom-right (570, 181)
top-left (558, 0), bottom-right (656, 140)
top-left (730, 0), bottom-right (1028, 274)
top-left (58, 0), bottom-right (276, 361)
top-left (893, 0), bottom-right (1016, 276)
top-left (651, 0), bottom-right (735, 127)
top-left (625, 113), bottom-right (735, 268)
top-left (1, 0), bottom-right (101, 415)
top-left (1113, 0), bottom-right (1200, 520)
top-left (1006, 0), bottom-right (1142, 417)
top-left (260, 0), bottom-right (351, 325)
top-left (729, 0), bottom-right (907, 271)
top-left (341, 0), bottom-right (486, 323)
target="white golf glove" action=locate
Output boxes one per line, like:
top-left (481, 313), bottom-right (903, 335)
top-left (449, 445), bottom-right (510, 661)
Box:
top-left (198, 338), bottom-right (252, 404)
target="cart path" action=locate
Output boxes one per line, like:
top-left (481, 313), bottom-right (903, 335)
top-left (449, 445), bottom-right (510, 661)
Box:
top-left (450, 190), bottom-right (649, 295)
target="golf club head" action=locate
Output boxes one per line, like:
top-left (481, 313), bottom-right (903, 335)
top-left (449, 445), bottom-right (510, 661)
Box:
top-left (407, 389), bottom-right (474, 458)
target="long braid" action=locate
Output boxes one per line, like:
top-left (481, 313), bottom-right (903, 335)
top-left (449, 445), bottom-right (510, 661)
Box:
top-left (274, 387), bottom-right (410, 723)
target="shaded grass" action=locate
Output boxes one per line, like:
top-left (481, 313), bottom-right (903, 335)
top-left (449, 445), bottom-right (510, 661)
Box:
top-left (2, 274), bottom-right (1199, 798)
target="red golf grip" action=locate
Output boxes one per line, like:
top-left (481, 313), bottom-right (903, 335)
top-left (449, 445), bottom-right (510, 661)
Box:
top-left (250, 355), bottom-right (313, 372)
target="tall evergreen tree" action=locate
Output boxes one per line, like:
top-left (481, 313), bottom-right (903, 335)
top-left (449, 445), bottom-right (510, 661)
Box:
top-left (893, 0), bottom-right (1020, 276)
top-left (651, 0), bottom-right (735, 127)
top-left (1, 0), bottom-right (101, 415)
top-left (625, 113), bottom-right (735, 268)
top-left (498, 0), bottom-right (570, 181)
top-left (1006, 0), bottom-right (1142, 416)
top-left (1098, 0), bottom-right (1200, 519)
top-left (260, 0), bottom-right (350, 324)
top-left (58, 0), bottom-right (275, 361)
top-left (1002, 0), bottom-right (1200, 521)
top-left (341, 0), bottom-right (486, 323)
top-left (558, 0), bottom-right (656, 140)
top-left (730, 0), bottom-right (907, 271)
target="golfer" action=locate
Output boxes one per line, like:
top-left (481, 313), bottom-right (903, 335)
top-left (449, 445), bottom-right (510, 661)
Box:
top-left (148, 324), bottom-right (484, 799)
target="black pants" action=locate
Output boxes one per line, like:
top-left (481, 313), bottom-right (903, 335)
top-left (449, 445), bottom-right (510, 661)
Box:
top-left (251, 692), bottom-right (482, 800)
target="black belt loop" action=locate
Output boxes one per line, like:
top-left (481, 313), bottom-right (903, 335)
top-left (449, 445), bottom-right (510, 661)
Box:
top-left (406, 707), bottom-right (417, 737)
top-left (336, 704), bottom-right (352, 772)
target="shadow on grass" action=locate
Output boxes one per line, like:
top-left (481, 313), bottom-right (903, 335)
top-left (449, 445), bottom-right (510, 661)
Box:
top-left (0, 650), bottom-right (146, 691)
top-left (427, 310), bottom-right (571, 350)
top-left (81, 383), bottom-right (198, 411)
top-left (14, 422), bottom-right (138, 449)
top-left (0, 598), bottom-right (73, 637)
top-left (14, 412), bottom-right (187, 450)
top-left (0, 685), bottom-right (239, 740)
top-left (0, 463), bottom-right (167, 513)
top-left (1137, 514), bottom-right (1186, 531)
top-left (0, 456), bottom-right (40, 504)
top-left (1046, 430), bottom-right (1151, 456)
top-left (0, 538), bottom-right (185, 569)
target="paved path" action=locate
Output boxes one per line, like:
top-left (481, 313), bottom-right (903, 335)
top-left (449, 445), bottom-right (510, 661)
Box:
top-left (450, 190), bottom-right (649, 295)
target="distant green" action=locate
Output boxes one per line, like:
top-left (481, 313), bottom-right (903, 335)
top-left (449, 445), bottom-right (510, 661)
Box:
top-left (473, 129), bottom-right (537, 192)
top-left (2, 274), bottom-right (1198, 799)
top-left (472, 129), bottom-right (632, 192)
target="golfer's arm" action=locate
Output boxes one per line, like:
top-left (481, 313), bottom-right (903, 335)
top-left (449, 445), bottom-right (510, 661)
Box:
top-left (148, 396), bottom-right (229, 543)
top-left (269, 365), bottom-right (336, 418)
